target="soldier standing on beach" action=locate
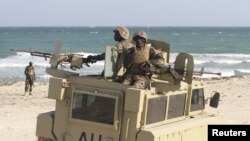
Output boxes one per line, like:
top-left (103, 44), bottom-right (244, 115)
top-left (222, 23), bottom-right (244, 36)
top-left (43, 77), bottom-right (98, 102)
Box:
top-left (24, 61), bottom-right (35, 95)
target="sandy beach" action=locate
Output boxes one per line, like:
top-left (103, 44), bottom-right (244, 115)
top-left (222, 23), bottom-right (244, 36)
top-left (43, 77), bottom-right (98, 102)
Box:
top-left (0, 76), bottom-right (250, 141)
top-left (204, 76), bottom-right (250, 124)
top-left (0, 82), bottom-right (55, 141)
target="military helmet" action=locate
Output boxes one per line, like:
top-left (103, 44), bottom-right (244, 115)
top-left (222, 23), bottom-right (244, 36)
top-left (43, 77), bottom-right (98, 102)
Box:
top-left (133, 31), bottom-right (147, 42)
top-left (114, 26), bottom-right (129, 40)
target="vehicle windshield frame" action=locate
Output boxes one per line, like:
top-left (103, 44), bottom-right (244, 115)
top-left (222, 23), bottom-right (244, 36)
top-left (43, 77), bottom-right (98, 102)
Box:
top-left (70, 90), bottom-right (118, 126)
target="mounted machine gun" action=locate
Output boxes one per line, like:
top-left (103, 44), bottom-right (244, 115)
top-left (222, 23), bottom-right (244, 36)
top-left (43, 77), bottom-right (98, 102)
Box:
top-left (10, 41), bottom-right (95, 70)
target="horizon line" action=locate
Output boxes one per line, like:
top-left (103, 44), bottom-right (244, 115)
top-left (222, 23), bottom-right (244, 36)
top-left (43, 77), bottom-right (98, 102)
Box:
top-left (1, 25), bottom-right (250, 28)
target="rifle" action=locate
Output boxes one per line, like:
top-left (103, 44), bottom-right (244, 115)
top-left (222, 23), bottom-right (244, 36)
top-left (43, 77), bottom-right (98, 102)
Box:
top-left (10, 48), bottom-right (93, 70)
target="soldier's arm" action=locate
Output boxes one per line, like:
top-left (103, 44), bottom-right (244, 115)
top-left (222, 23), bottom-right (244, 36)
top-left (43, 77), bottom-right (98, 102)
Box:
top-left (114, 41), bottom-right (133, 53)
top-left (86, 52), bottom-right (105, 65)
top-left (92, 52), bottom-right (105, 61)
top-left (34, 67), bottom-right (36, 78)
top-left (123, 47), bottom-right (136, 69)
top-left (114, 43), bottom-right (124, 53)
top-left (24, 66), bottom-right (28, 75)
top-left (97, 53), bottom-right (105, 60)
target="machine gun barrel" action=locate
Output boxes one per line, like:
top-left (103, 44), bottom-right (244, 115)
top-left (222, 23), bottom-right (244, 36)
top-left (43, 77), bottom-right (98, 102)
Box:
top-left (10, 48), bottom-right (52, 60)
top-left (193, 71), bottom-right (221, 76)
top-left (10, 48), bottom-right (93, 69)
top-left (193, 67), bottom-right (221, 76)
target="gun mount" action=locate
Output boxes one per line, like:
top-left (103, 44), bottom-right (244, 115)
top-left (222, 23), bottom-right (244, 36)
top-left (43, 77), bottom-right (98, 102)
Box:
top-left (13, 40), bottom-right (233, 141)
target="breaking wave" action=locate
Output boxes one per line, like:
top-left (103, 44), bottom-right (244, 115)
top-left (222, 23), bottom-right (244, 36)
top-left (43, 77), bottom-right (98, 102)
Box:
top-left (1, 52), bottom-right (250, 83)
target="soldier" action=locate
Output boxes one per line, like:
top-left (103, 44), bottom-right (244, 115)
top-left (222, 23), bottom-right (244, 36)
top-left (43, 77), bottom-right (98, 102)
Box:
top-left (24, 61), bottom-right (35, 95)
top-left (86, 26), bottom-right (133, 66)
top-left (122, 31), bottom-right (165, 88)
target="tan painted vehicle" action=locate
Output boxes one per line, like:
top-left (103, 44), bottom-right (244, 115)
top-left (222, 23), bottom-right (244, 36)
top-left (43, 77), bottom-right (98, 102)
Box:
top-left (33, 40), bottom-right (230, 141)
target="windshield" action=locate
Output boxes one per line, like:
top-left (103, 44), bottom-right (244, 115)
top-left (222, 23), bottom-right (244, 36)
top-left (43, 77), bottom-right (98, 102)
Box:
top-left (72, 91), bottom-right (116, 125)
top-left (190, 88), bottom-right (205, 111)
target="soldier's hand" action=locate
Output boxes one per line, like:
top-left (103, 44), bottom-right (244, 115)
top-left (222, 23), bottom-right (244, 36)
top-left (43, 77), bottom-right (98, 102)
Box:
top-left (86, 55), bottom-right (93, 63)
top-left (139, 61), bottom-right (151, 73)
top-left (86, 55), bottom-right (98, 64)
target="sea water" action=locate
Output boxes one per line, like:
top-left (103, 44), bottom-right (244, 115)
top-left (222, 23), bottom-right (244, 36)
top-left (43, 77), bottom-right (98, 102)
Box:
top-left (0, 27), bottom-right (250, 83)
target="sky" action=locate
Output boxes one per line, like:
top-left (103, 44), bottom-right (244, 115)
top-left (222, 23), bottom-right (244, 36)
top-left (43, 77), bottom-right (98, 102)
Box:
top-left (0, 0), bottom-right (250, 27)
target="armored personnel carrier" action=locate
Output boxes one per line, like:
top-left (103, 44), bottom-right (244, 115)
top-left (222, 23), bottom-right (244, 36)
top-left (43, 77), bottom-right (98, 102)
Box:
top-left (35, 40), bottom-right (230, 141)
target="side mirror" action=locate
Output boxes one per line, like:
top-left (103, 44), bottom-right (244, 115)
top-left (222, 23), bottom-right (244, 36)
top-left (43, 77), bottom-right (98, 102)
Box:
top-left (209, 92), bottom-right (220, 108)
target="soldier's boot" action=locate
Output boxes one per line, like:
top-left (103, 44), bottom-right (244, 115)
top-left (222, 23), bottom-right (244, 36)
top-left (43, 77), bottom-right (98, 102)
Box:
top-left (23, 92), bottom-right (27, 96)
top-left (25, 92), bottom-right (29, 96)
top-left (29, 91), bottom-right (32, 95)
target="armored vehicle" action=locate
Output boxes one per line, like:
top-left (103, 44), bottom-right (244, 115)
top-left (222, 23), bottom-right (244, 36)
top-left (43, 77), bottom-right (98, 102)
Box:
top-left (35, 40), bottom-right (230, 141)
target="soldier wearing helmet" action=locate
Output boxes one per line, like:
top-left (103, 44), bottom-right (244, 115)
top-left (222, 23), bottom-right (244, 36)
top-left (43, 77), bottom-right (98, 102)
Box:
top-left (24, 61), bottom-right (36, 95)
top-left (122, 31), bottom-right (165, 88)
top-left (114, 26), bottom-right (129, 41)
top-left (86, 26), bottom-right (132, 63)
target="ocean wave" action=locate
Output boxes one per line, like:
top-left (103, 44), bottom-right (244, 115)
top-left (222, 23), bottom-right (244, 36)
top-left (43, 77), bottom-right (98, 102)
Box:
top-left (0, 52), bottom-right (98, 68)
top-left (191, 53), bottom-right (250, 66)
top-left (193, 60), bottom-right (207, 65)
top-left (194, 59), bottom-right (250, 65)
top-left (170, 53), bottom-right (250, 66)
top-left (36, 74), bottom-right (51, 79)
top-left (89, 31), bottom-right (98, 34)
top-left (0, 63), bottom-right (50, 68)
top-left (192, 53), bottom-right (250, 58)
top-left (1, 52), bottom-right (250, 81)
top-left (172, 33), bottom-right (180, 36)
top-left (2, 52), bottom-right (250, 66)
top-left (0, 63), bottom-right (30, 68)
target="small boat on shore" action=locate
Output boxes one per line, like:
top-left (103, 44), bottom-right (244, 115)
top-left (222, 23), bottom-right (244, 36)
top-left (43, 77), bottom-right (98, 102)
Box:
top-left (234, 70), bottom-right (250, 77)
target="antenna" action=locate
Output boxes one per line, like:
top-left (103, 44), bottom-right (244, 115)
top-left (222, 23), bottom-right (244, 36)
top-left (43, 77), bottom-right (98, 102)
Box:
top-left (50, 40), bottom-right (62, 68)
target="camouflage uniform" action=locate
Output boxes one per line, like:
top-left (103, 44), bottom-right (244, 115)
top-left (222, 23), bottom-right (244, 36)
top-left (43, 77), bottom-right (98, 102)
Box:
top-left (122, 31), bottom-right (165, 88)
top-left (87, 26), bottom-right (132, 61)
top-left (91, 39), bottom-right (133, 61)
top-left (86, 26), bottom-right (133, 75)
top-left (24, 62), bottom-right (35, 95)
